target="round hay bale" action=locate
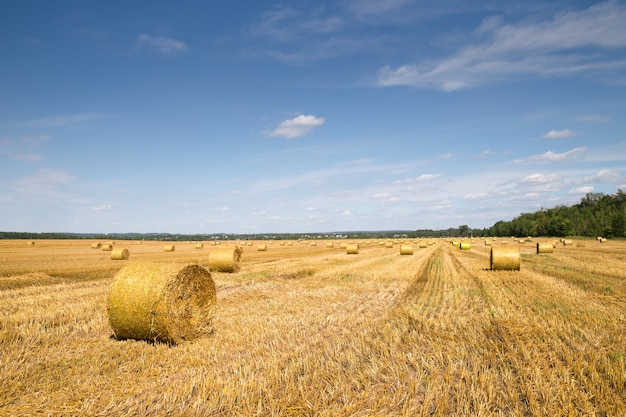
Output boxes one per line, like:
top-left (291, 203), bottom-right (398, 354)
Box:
top-left (164, 245), bottom-right (176, 252)
top-left (346, 244), bottom-right (359, 254)
top-left (459, 242), bottom-right (470, 250)
top-left (385, 241), bottom-right (394, 248)
top-left (400, 245), bottom-right (413, 255)
top-left (257, 244), bottom-right (267, 251)
top-left (326, 242), bottom-right (334, 248)
top-left (102, 244), bottom-right (113, 252)
top-left (340, 242), bottom-right (347, 249)
top-left (310, 242), bottom-right (317, 247)
top-left (111, 248), bottom-right (130, 260)
top-left (484, 240), bottom-right (492, 246)
top-left (562, 239), bottom-right (573, 246)
top-left (419, 242), bottom-right (427, 248)
top-left (195, 243), bottom-right (204, 249)
top-left (536, 243), bottom-right (554, 254)
top-left (107, 262), bottom-right (216, 344)
top-left (209, 246), bottom-right (243, 273)
top-left (28, 241), bottom-right (35, 246)
top-left (91, 242), bottom-right (102, 249)
top-left (490, 246), bottom-right (520, 271)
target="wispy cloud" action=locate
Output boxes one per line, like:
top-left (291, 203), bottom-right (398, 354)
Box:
top-left (392, 173), bottom-right (442, 184)
top-left (517, 147), bottom-right (588, 163)
top-left (268, 114), bottom-right (325, 139)
top-left (135, 33), bottom-right (189, 56)
top-left (576, 114), bottom-right (610, 122)
top-left (25, 113), bottom-right (108, 128)
top-left (376, 1), bottom-right (626, 90)
top-left (542, 129), bottom-right (580, 139)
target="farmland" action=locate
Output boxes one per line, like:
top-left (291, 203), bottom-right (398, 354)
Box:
top-left (1, 238), bottom-right (625, 416)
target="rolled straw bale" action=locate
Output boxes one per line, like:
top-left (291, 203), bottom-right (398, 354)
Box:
top-left (536, 242), bottom-right (554, 254)
top-left (102, 244), bottom-right (113, 252)
top-left (459, 242), bottom-right (470, 250)
top-left (340, 242), bottom-right (347, 249)
top-left (287, 242), bottom-right (293, 246)
top-left (257, 244), bottom-right (267, 251)
top-left (195, 243), bottom-right (204, 249)
top-left (490, 246), bottom-right (520, 271)
top-left (209, 246), bottom-right (243, 273)
top-left (111, 248), bottom-right (130, 260)
top-left (385, 241), bottom-right (394, 248)
top-left (346, 244), bottom-right (359, 254)
top-left (419, 242), bottom-right (427, 248)
top-left (452, 241), bottom-right (459, 246)
top-left (310, 242), bottom-right (317, 247)
top-left (562, 239), bottom-right (573, 246)
top-left (107, 262), bottom-right (216, 344)
top-left (400, 245), bottom-right (414, 255)
top-left (164, 245), bottom-right (176, 252)
top-left (600, 238), bottom-right (607, 243)
top-left (326, 242), bottom-right (334, 248)
top-left (91, 242), bottom-right (102, 249)
top-left (484, 240), bottom-right (492, 246)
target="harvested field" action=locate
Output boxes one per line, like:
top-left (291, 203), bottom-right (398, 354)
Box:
top-left (0, 238), bottom-right (624, 416)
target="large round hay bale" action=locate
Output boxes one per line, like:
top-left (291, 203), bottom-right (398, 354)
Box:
top-left (195, 243), bottom-right (204, 249)
top-left (490, 246), bottom-right (520, 271)
top-left (209, 246), bottom-right (243, 273)
top-left (102, 244), bottom-right (113, 252)
top-left (111, 248), bottom-right (130, 260)
top-left (257, 244), bottom-right (267, 251)
top-left (91, 242), bottom-right (102, 249)
top-left (346, 244), bottom-right (359, 254)
top-left (419, 241), bottom-right (427, 248)
top-left (536, 243), bottom-right (554, 254)
top-left (400, 244), bottom-right (413, 255)
top-left (326, 242), bottom-right (334, 248)
top-left (107, 262), bottom-right (216, 344)
top-left (562, 239), bottom-right (573, 246)
top-left (385, 241), bottom-right (393, 248)
top-left (164, 245), bottom-right (176, 252)
top-left (459, 242), bottom-right (470, 250)
top-left (484, 240), bottom-right (492, 246)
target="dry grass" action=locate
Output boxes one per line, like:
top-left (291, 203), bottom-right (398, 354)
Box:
top-left (0, 238), bottom-right (625, 416)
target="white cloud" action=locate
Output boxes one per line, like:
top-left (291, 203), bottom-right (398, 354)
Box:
top-left (521, 173), bottom-right (561, 184)
top-left (576, 115), bottom-right (610, 122)
top-left (269, 114), bottom-right (325, 139)
top-left (583, 169), bottom-right (621, 184)
top-left (463, 193), bottom-right (488, 200)
top-left (392, 173), bottom-right (442, 184)
top-left (376, 1), bottom-right (626, 90)
top-left (136, 33), bottom-right (189, 56)
top-left (93, 204), bottom-right (112, 211)
top-left (517, 147), bottom-right (587, 163)
top-left (542, 129), bottom-right (580, 139)
top-left (569, 186), bottom-right (594, 194)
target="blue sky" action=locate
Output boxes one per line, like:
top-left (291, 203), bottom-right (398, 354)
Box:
top-left (1, 0), bottom-right (625, 234)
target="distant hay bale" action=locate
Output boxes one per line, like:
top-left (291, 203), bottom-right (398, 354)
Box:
top-left (385, 241), bottom-right (394, 248)
top-left (257, 244), bottom-right (267, 251)
top-left (102, 244), bottom-right (113, 252)
top-left (107, 262), bottom-right (216, 344)
top-left (459, 242), bottom-right (470, 250)
top-left (400, 245), bottom-right (414, 255)
top-left (340, 242), bottom-right (347, 249)
top-left (326, 242), bottom-right (334, 248)
top-left (310, 242), bottom-right (317, 247)
top-left (562, 239), bottom-right (573, 246)
top-left (600, 238), bottom-right (607, 243)
top-left (111, 248), bottom-right (130, 260)
top-left (209, 246), bottom-right (243, 273)
top-left (346, 244), bottom-right (359, 254)
top-left (451, 241), bottom-right (459, 246)
top-left (164, 245), bottom-right (176, 252)
top-left (91, 242), bottom-right (102, 249)
top-left (536, 243), bottom-right (554, 254)
top-left (195, 243), bottom-right (204, 249)
top-left (490, 246), bottom-right (520, 271)
top-left (287, 242), bottom-right (293, 246)
top-left (28, 241), bottom-right (35, 246)
top-left (419, 241), bottom-right (427, 248)
top-left (484, 240), bottom-right (492, 246)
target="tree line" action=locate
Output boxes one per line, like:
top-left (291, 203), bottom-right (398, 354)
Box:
top-left (481, 190), bottom-right (626, 238)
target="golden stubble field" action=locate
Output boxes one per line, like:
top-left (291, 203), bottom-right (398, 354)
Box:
top-left (1, 238), bottom-right (625, 416)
